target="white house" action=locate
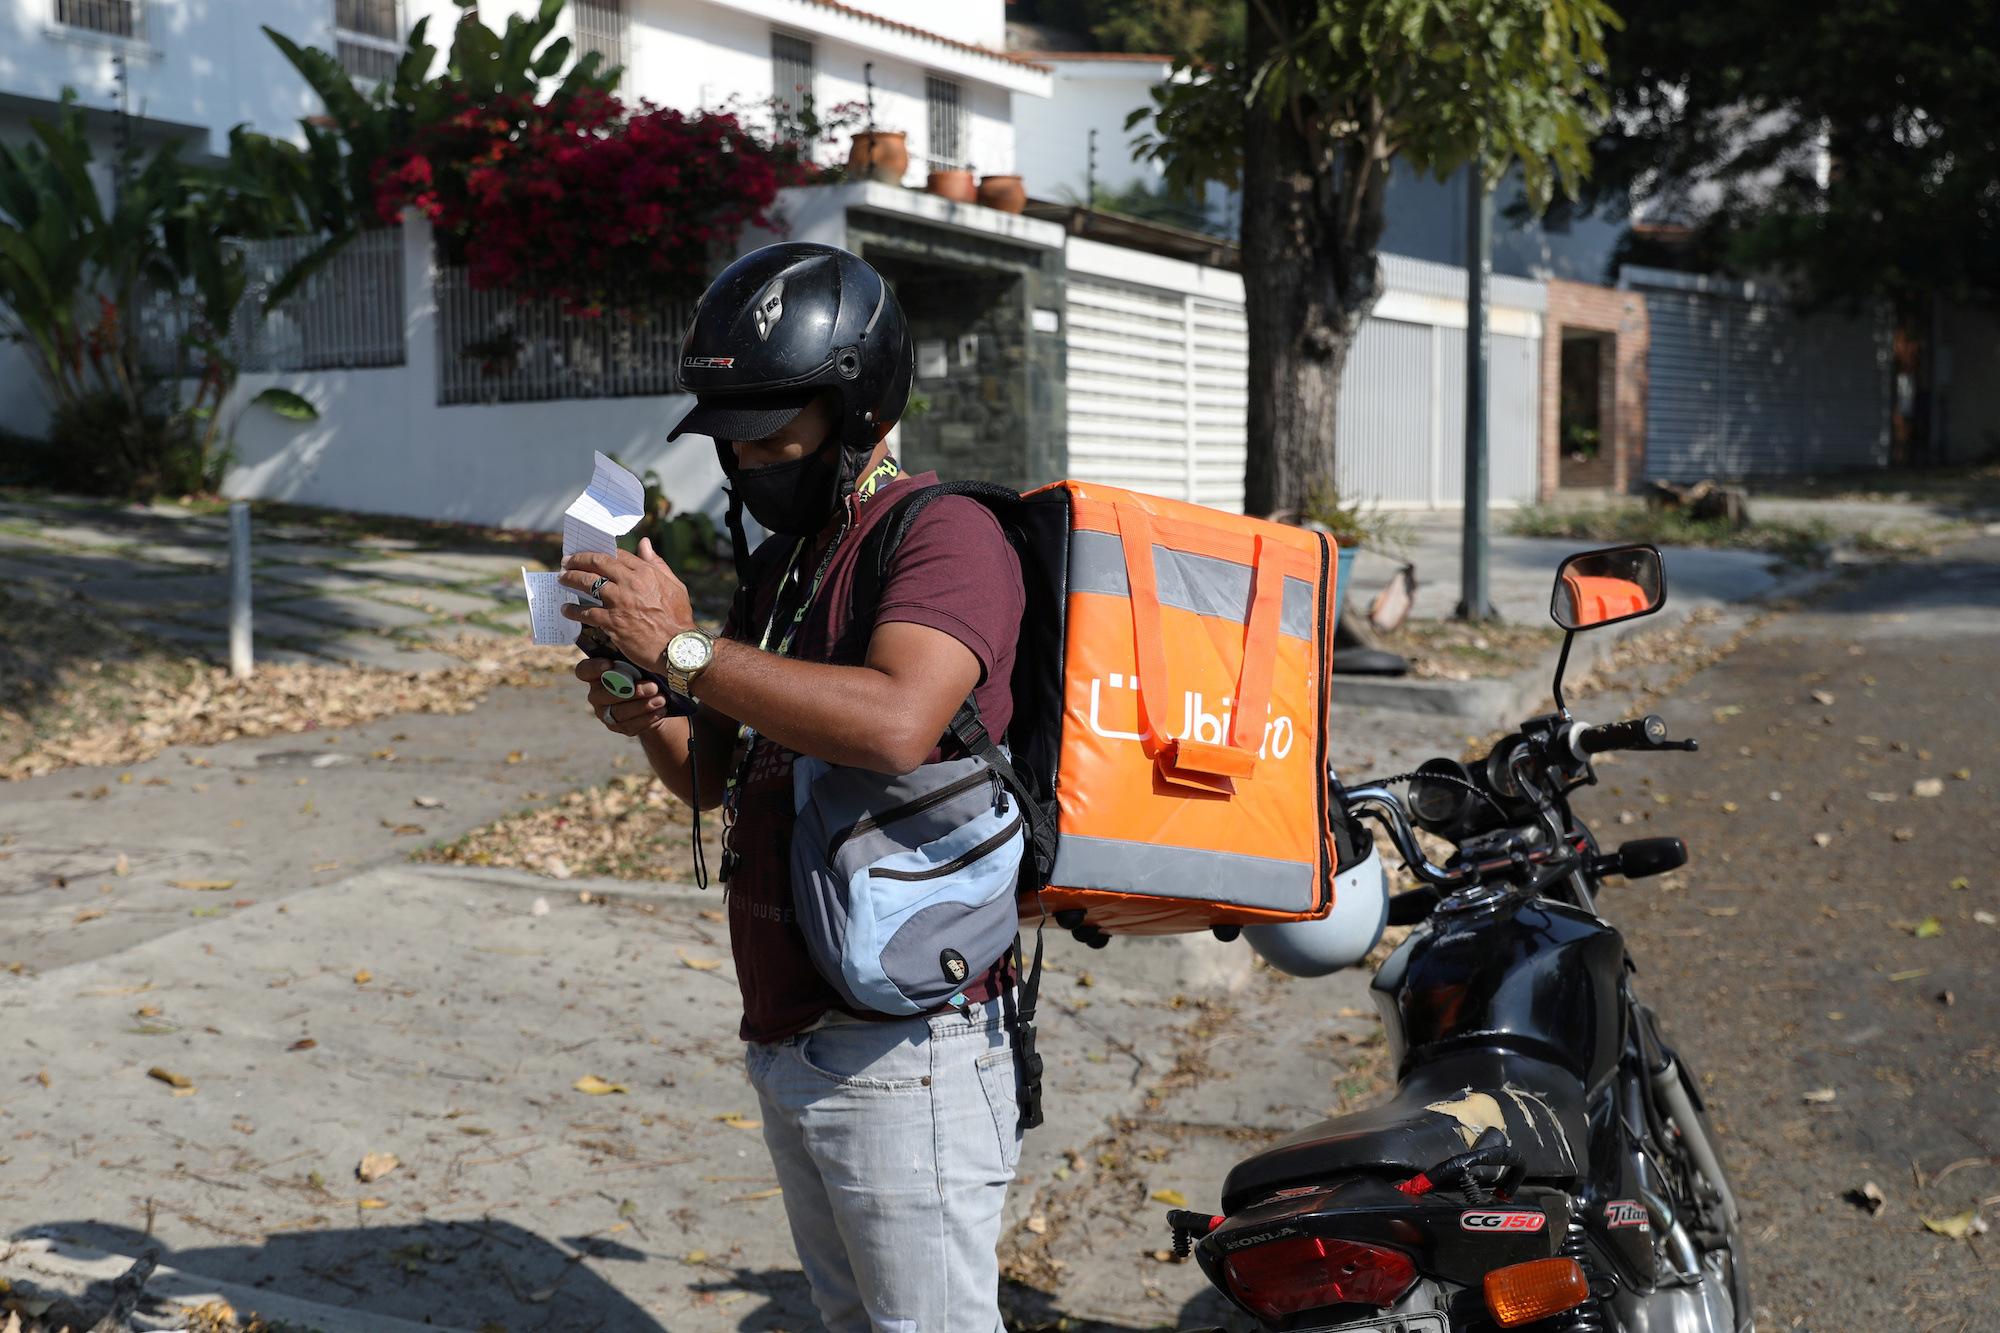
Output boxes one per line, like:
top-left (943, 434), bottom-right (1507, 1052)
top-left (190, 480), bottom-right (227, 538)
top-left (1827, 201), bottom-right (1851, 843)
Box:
top-left (0, 0), bottom-right (1052, 525)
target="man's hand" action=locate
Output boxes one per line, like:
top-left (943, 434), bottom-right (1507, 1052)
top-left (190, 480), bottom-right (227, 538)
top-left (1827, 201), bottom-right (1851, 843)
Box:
top-left (576, 656), bottom-right (675, 738)
top-left (558, 540), bottom-right (695, 672)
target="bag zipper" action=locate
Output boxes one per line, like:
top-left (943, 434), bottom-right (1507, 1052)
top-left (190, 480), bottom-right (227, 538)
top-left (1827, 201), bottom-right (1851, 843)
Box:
top-left (868, 815), bottom-right (1024, 882)
top-left (827, 767), bottom-right (996, 860)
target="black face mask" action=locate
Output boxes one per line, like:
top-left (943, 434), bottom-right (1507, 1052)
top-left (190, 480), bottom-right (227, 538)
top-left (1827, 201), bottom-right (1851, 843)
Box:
top-left (727, 434), bottom-right (846, 537)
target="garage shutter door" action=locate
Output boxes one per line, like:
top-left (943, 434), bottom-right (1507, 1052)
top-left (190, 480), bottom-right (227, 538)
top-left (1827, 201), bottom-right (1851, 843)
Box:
top-left (1065, 276), bottom-right (1248, 513)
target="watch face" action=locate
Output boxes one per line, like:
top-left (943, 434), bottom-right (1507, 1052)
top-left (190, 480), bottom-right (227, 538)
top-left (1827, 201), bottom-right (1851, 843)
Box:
top-left (667, 634), bottom-right (709, 672)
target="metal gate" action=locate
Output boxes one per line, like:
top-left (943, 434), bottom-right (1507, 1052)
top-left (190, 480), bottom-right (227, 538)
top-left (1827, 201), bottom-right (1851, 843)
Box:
top-left (1064, 274), bottom-right (1250, 512)
top-left (1624, 266), bottom-right (1891, 480)
top-left (1063, 250), bottom-right (1542, 512)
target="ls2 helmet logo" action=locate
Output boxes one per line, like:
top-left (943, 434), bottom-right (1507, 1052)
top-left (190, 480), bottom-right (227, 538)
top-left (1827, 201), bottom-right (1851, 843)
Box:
top-left (752, 278), bottom-right (785, 340)
top-left (683, 356), bottom-right (735, 369)
top-left (1604, 1200), bottom-right (1651, 1230)
top-left (1461, 1211), bottom-right (1547, 1233)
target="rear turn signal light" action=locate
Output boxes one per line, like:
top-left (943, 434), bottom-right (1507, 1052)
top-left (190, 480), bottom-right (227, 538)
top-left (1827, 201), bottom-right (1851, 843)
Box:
top-left (1485, 1256), bottom-right (1590, 1327)
top-left (1223, 1235), bottom-right (1418, 1320)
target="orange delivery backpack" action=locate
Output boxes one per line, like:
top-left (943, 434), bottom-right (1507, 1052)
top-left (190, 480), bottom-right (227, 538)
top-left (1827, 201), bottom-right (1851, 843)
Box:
top-left (850, 478), bottom-right (1344, 939)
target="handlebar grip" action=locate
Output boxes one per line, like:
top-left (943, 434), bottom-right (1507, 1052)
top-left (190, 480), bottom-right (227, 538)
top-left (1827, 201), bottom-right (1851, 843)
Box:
top-left (1578, 715), bottom-right (1670, 754)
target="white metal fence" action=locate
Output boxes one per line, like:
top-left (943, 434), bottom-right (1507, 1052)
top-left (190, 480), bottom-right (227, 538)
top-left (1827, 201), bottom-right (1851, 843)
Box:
top-left (433, 266), bottom-right (692, 406)
top-left (139, 228), bottom-right (406, 377)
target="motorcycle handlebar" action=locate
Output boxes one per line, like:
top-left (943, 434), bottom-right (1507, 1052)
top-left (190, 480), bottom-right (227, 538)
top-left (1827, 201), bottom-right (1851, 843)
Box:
top-left (1575, 714), bottom-right (1699, 755)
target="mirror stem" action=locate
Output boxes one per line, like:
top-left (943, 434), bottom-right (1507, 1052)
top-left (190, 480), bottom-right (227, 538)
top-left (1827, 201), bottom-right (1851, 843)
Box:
top-left (1551, 629), bottom-right (1574, 717)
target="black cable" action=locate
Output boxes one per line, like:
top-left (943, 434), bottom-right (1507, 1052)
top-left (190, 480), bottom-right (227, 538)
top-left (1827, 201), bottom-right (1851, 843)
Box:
top-left (1350, 769), bottom-right (1505, 813)
top-left (687, 721), bottom-right (707, 891)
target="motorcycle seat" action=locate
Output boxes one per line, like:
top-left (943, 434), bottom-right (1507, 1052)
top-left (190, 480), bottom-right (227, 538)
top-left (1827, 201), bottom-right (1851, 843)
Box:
top-left (1221, 1048), bottom-right (1588, 1213)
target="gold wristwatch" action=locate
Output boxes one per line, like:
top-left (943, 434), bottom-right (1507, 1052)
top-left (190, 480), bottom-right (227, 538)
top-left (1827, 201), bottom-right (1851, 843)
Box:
top-left (663, 629), bottom-right (716, 698)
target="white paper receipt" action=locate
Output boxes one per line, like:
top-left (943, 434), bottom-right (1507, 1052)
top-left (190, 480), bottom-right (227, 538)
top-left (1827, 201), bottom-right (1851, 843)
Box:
top-left (523, 452), bottom-right (648, 646)
top-left (562, 451), bottom-right (646, 562)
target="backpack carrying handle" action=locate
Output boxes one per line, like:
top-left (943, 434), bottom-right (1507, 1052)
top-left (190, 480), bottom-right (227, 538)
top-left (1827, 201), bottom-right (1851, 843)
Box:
top-left (1115, 503), bottom-right (1285, 792)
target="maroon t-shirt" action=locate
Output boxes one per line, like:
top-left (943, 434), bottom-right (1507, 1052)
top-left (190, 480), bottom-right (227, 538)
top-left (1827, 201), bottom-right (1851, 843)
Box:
top-left (720, 473), bottom-right (1025, 1042)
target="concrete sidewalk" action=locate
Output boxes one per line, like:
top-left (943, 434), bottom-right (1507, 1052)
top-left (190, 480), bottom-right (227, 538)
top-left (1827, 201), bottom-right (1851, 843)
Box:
top-left (0, 861), bottom-right (1384, 1332)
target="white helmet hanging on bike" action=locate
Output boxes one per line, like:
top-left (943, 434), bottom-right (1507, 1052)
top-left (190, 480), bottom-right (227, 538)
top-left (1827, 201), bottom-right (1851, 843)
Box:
top-left (1241, 843), bottom-right (1390, 977)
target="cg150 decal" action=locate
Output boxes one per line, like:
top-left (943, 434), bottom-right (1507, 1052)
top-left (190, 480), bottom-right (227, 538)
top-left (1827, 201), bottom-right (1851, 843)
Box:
top-left (1461, 1211), bottom-right (1548, 1233)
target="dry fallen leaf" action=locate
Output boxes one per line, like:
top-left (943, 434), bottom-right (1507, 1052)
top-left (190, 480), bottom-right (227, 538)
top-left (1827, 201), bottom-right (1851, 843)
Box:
top-left (357, 1151), bottom-right (400, 1183)
top-left (414, 796), bottom-right (444, 808)
top-left (728, 1187), bottom-right (783, 1202)
top-left (1975, 911), bottom-right (1998, 926)
top-left (1867, 791), bottom-right (1898, 803)
top-left (1892, 827), bottom-right (1916, 842)
top-left (1025, 1214), bottom-right (1048, 1234)
top-left (353, 969), bottom-right (372, 984)
top-left (148, 1067), bottom-right (192, 1089)
top-left (1703, 907), bottom-right (1740, 917)
top-left (1810, 690), bottom-right (1836, 705)
top-left (507, 751), bottom-right (524, 764)
top-left (700, 909), bottom-right (726, 922)
top-left (136, 1004), bottom-right (161, 1017)
top-left (530, 896), bottom-right (550, 917)
top-left (1953, 767), bottom-right (1971, 780)
top-left (574, 1075), bottom-right (629, 1095)
top-left (1854, 1181), bottom-right (1887, 1216)
top-left (114, 852), bottom-right (130, 876)
top-left (1812, 832), bottom-right (1833, 847)
top-left (1801, 1088), bottom-right (1836, 1104)
top-left (169, 879), bottom-right (238, 891)
top-left (1151, 1188), bottom-right (1189, 1207)
top-left (73, 908), bottom-right (105, 923)
top-left (1911, 777), bottom-right (1944, 798)
top-left (715, 1113), bottom-right (761, 1129)
top-left (288, 1038), bottom-right (317, 1051)
top-left (1921, 1211), bottom-right (1987, 1239)
top-left (383, 822), bottom-right (425, 836)
top-left (358, 1198), bottom-right (388, 1210)
top-left (1916, 916), bottom-right (1943, 938)
top-left (679, 949), bottom-right (724, 971)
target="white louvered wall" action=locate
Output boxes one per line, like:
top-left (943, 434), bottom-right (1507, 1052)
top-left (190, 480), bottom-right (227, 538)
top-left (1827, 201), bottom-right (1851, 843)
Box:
top-left (1062, 241), bottom-right (1544, 512)
top-left (1065, 272), bottom-right (1250, 513)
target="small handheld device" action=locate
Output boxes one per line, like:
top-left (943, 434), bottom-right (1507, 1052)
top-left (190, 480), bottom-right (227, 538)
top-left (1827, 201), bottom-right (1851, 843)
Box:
top-left (577, 612), bottom-right (696, 717)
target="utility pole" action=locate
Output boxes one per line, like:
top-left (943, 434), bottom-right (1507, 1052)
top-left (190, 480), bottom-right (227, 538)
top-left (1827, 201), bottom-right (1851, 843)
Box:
top-left (1457, 163), bottom-right (1496, 622)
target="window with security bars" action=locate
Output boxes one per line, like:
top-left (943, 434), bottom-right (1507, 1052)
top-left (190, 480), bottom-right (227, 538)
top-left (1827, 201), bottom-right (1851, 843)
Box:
top-left (338, 40), bottom-right (399, 82)
top-left (573, 0), bottom-right (626, 69)
top-left (771, 32), bottom-right (814, 122)
top-left (56, 0), bottom-right (137, 37)
top-left (335, 0), bottom-right (396, 40)
top-left (925, 75), bottom-right (966, 171)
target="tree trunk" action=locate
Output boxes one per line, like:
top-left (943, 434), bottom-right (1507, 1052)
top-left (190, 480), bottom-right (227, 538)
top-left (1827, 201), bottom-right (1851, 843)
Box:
top-left (1239, 1), bottom-right (1389, 520)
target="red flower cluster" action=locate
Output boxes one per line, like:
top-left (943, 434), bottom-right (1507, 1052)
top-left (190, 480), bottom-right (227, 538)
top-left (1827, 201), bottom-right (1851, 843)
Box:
top-left (373, 90), bottom-right (816, 314)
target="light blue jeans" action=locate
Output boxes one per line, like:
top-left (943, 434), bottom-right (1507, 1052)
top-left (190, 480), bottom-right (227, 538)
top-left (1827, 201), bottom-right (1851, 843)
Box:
top-left (745, 996), bottom-right (1023, 1333)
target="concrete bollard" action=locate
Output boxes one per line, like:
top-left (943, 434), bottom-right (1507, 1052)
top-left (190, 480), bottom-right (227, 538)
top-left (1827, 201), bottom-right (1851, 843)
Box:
top-left (228, 501), bottom-right (252, 679)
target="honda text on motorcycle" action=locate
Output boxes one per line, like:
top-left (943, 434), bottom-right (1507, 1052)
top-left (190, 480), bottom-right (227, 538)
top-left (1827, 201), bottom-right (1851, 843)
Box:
top-left (1170, 543), bottom-right (1751, 1333)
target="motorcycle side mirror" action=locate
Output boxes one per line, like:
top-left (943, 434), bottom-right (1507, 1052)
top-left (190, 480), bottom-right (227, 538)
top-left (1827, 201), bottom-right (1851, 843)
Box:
top-left (1550, 544), bottom-right (1666, 631)
top-left (1547, 544), bottom-right (1666, 715)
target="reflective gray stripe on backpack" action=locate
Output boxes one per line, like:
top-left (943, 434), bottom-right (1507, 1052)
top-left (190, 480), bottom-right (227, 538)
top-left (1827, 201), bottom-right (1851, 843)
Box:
top-left (1049, 835), bottom-right (1318, 913)
top-left (1068, 529), bottom-right (1316, 641)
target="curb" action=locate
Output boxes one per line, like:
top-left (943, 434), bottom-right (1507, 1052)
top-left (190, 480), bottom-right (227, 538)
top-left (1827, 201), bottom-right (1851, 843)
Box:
top-left (401, 859), bottom-right (712, 908)
top-left (1, 1238), bottom-right (471, 1333)
top-left (1328, 605), bottom-right (1693, 728)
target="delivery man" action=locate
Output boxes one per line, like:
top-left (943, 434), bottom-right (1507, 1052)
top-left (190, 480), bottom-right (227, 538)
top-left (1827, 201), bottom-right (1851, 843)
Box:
top-left (557, 243), bottom-right (1027, 1333)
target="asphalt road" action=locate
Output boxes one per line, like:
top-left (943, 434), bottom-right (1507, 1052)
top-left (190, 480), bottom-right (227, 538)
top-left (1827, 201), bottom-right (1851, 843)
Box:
top-left (1570, 536), bottom-right (2000, 1332)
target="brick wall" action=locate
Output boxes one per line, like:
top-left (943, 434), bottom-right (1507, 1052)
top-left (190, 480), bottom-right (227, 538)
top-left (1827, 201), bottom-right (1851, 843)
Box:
top-left (1541, 280), bottom-right (1650, 497)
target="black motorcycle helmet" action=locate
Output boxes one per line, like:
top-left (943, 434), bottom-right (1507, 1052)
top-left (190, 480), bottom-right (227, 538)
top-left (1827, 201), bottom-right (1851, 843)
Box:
top-left (669, 242), bottom-right (911, 452)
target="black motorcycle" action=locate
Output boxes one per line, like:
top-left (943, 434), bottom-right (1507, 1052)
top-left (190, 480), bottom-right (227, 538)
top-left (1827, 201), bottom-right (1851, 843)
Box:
top-left (1171, 544), bottom-right (1751, 1333)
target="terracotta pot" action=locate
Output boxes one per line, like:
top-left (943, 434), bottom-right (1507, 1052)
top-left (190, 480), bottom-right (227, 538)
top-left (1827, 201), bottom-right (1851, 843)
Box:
top-left (976, 174), bottom-right (1026, 214)
top-left (926, 169), bottom-right (977, 203)
top-left (845, 131), bottom-right (908, 185)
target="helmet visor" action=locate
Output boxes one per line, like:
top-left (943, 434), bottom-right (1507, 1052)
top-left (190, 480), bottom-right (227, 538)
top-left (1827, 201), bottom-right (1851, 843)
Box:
top-left (667, 390), bottom-right (818, 443)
